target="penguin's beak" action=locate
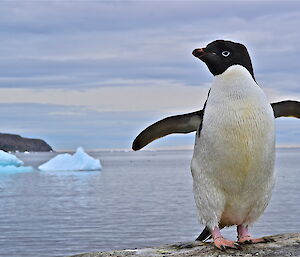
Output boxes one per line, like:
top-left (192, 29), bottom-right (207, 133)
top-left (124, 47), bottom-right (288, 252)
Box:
top-left (192, 48), bottom-right (209, 60)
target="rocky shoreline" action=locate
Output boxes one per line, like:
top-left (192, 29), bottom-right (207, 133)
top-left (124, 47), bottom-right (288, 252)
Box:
top-left (70, 233), bottom-right (300, 257)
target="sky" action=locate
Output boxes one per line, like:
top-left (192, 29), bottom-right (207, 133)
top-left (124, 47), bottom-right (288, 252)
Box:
top-left (0, 1), bottom-right (299, 150)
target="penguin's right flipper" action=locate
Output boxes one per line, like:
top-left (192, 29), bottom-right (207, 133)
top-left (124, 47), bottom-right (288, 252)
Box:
top-left (132, 110), bottom-right (203, 151)
top-left (271, 100), bottom-right (300, 118)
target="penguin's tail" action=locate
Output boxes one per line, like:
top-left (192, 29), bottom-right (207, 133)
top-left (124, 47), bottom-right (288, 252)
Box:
top-left (195, 226), bottom-right (211, 241)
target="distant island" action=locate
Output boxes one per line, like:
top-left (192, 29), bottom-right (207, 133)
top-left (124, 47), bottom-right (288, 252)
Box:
top-left (0, 133), bottom-right (53, 152)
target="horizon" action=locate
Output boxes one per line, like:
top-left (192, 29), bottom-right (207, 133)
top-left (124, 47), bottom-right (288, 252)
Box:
top-left (0, 1), bottom-right (299, 150)
top-left (12, 144), bottom-right (300, 153)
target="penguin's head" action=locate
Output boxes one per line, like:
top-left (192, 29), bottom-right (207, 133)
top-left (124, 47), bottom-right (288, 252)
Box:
top-left (192, 40), bottom-right (255, 80)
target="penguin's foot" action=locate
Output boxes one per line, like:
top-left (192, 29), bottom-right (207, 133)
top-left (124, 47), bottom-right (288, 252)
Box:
top-left (211, 226), bottom-right (241, 250)
top-left (237, 224), bottom-right (275, 244)
top-left (238, 235), bottom-right (275, 244)
top-left (214, 237), bottom-right (241, 250)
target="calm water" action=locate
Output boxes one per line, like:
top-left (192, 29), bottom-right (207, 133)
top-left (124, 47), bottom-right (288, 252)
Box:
top-left (0, 149), bottom-right (299, 257)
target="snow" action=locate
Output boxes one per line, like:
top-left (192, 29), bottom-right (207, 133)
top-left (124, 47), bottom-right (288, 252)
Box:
top-left (38, 147), bottom-right (102, 171)
top-left (0, 150), bottom-right (33, 173)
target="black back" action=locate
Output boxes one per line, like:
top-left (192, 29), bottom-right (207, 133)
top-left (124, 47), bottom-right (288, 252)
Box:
top-left (193, 40), bottom-right (255, 81)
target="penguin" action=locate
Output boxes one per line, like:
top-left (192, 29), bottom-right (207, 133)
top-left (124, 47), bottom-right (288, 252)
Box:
top-left (132, 40), bottom-right (300, 250)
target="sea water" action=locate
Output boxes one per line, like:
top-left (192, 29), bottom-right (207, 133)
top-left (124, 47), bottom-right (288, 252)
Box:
top-left (0, 148), bottom-right (299, 257)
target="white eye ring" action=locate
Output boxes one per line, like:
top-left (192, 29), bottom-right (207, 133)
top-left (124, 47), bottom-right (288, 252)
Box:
top-left (222, 51), bottom-right (230, 57)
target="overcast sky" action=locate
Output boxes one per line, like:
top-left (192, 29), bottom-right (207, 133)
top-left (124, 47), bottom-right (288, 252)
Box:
top-left (0, 1), bottom-right (299, 150)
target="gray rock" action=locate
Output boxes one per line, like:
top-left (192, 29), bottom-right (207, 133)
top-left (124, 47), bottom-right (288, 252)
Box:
top-left (0, 133), bottom-right (53, 152)
top-left (70, 233), bottom-right (300, 257)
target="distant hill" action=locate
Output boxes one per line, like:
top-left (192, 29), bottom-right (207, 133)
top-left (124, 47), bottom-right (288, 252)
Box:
top-left (0, 133), bottom-right (53, 152)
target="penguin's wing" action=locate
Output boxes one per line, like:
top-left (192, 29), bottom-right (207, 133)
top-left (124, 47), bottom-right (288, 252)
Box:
top-left (271, 100), bottom-right (300, 118)
top-left (132, 110), bottom-right (203, 151)
top-left (132, 100), bottom-right (299, 151)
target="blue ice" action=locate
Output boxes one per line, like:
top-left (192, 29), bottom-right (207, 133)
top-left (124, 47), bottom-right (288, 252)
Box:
top-left (0, 150), bottom-right (33, 173)
top-left (38, 147), bottom-right (102, 171)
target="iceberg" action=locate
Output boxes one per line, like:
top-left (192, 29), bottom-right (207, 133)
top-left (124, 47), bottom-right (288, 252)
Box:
top-left (0, 165), bottom-right (33, 173)
top-left (38, 147), bottom-right (102, 171)
top-left (0, 150), bottom-right (33, 173)
top-left (0, 149), bottom-right (24, 166)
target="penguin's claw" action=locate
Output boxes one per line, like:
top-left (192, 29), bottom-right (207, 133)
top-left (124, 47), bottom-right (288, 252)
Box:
top-left (235, 243), bottom-right (243, 250)
top-left (214, 237), bottom-right (241, 250)
top-left (238, 236), bottom-right (274, 244)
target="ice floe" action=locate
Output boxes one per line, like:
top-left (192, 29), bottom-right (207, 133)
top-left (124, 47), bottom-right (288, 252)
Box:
top-left (38, 147), bottom-right (102, 171)
top-left (0, 150), bottom-right (33, 172)
top-left (0, 165), bottom-right (33, 173)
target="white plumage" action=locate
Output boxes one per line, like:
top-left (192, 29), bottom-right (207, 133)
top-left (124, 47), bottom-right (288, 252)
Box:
top-left (191, 65), bottom-right (275, 230)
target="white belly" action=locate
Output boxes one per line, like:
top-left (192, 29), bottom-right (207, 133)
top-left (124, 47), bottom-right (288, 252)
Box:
top-left (191, 66), bottom-right (275, 229)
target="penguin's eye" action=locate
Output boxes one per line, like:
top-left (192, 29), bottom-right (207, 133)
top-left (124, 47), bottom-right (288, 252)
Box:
top-left (221, 51), bottom-right (230, 57)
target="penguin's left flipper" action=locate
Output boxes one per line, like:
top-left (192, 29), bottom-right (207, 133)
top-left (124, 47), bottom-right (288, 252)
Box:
top-left (132, 110), bottom-right (203, 151)
top-left (271, 100), bottom-right (300, 118)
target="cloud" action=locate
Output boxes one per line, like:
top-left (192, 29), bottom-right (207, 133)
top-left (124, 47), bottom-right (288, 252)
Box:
top-left (0, 2), bottom-right (299, 93)
top-left (1, 102), bottom-right (299, 151)
top-left (0, 82), bottom-right (298, 116)
top-left (0, 1), bottom-right (299, 149)
top-left (0, 82), bottom-right (210, 112)
top-left (0, 103), bottom-right (179, 150)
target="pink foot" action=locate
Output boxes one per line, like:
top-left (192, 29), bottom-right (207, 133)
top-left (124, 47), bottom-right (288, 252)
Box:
top-left (237, 225), bottom-right (275, 244)
top-left (238, 235), bottom-right (274, 244)
top-left (214, 237), bottom-right (241, 250)
top-left (211, 227), bottom-right (241, 250)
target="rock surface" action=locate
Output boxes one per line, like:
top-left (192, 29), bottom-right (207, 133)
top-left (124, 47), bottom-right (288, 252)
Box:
top-left (0, 133), bottom-right (53, 152)
top-left (70, 233), bottom-right (300, 257)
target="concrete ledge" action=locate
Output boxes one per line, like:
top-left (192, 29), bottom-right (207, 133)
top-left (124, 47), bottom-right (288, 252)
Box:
top-left (71, 232), bottom-right (300, 257)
